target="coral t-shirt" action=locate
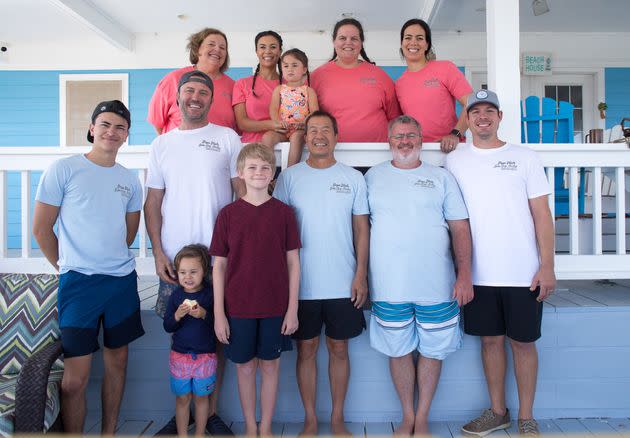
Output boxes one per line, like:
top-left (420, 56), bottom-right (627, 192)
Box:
top-left (311, 61), bottom-right (401, 142)
top-left (395, 60), bottom-right (472, 142)
top-left (232, 75), bottom-right (279, 143)
top-left (147, 66), bottom-right (237, 133)
top-left (209, 198), bottom-right (301, 318)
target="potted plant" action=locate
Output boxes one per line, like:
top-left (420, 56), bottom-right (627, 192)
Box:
top-left (598, 102), bottom-right (607, 119)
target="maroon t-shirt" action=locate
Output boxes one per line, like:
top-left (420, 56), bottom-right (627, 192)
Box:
top-left (210, 197), bottom-right (301, 318)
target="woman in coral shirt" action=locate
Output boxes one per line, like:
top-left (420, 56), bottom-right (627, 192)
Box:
top-left (232, 30), bottom-right (287, 144)
top-left (395, 18), bottom-right (472, 152)
top-left (311, 18), bottom-right (401, 142)
top-left (148, 28), bottom-right (237, 133)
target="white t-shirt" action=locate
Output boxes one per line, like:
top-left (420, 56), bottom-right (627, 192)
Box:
top-left (445, 143), bottom-right (550, 287)
top-left (365, 161), bottom-right (468, 303)
top-left (273, 162), bottom-right (369, 300)
top-left (146, 123), bottom-right (241, 261)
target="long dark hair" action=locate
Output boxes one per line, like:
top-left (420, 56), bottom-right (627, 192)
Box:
top-left (281, 48), bottom-right (311, 86)
top-left (252, 30), bottom-right (283, 97)
top-left (329, 18), bottom-right (374, 64)
top-left (399, 18), bottom-right (433, 60)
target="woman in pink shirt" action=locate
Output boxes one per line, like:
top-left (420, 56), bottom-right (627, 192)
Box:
top-left (311, 18), bottom-right (401, 142)
top-left (395, 18), bottom-right (472, 152)
top-left (147, 28), bottom-right (237, 134)
top-left (233, 31), bottom-right (287, 144)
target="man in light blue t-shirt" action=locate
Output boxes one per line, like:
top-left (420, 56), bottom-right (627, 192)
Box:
top-left (274, 111), bottom-right (369, 436)
top-left (33, 100), bottom-right (144, 434)
top-left (365, 115), bottom-right (473, 435)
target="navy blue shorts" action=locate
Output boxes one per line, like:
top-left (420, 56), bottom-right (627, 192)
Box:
top-left (224, 316), bottom-right (293, 363)
top-left (58, 270), bottom-right (145, 358)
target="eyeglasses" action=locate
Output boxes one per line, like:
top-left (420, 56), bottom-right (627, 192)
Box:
top-left (390, 133), bottom-right (420, 141)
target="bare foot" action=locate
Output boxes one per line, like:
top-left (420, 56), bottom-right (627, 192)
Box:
top-left (394, 419), bottom-right (415, 436)
top-left (331, 419), bottom-right (351, 436)
top-left (299, 416), bottom-right (318, 437)
top-left (259, 424), bottom-right (273, 437)
top-left (413, 419), bottom-right (429, 436)
top-left (245, 422), bottom-right (257, 437)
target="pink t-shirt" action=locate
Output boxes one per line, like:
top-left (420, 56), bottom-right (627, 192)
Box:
top-left (232, 75), bottom-right (279, 143)
top-left (311, 61), bottom-right (401, 142)
top-left (147, 66), bottom-right (237, 134)
top-left (395, 60), bottom-right (472, 142)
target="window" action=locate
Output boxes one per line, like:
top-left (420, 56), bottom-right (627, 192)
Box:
top-left (59, 74), bottom-right (129, 147)
top-left (544, 84), bottom-right (584, 142)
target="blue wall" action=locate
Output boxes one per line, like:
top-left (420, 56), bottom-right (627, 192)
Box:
top-left (0, 67), bottom-right (252, 249)
top-left (605, 68), bottom-right (630, 130)
top-left (2, 64), bottom-right (469, 249)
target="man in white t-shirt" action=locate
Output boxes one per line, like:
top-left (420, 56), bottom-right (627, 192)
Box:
top-left (144, 70), bottom-right (243, 435)
top-left (365, 115), bottom-right (472, 435)
top-left (445, 90), bottom-right (556, 437)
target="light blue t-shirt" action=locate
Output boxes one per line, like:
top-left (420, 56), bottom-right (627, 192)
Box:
top-left (35, 154), bottom-right (142, 276)
top-left (274, 161), bottom-right (369, 300)
top-left (365, 161), bottom-right (468, 303)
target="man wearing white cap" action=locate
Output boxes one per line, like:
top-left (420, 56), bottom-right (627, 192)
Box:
top-left (445, 89), bottom-right (555, 436)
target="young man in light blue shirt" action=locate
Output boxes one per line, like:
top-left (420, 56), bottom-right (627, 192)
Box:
top-left (274, 111), bottom-right (369, 436)
top-left (33, 100), bottom-right (144, 434)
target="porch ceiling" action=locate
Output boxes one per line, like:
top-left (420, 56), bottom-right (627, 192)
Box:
top-left (3, 0), bottom-right (628, 52)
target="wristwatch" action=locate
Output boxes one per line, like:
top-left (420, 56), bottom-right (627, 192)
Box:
top-left (450, 128), bottom-right (462, 138)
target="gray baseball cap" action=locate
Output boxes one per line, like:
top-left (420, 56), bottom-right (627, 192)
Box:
top-left (466, 89), bottom-right (500, 112)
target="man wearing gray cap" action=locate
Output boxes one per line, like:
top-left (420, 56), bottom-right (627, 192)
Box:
top-left (445, 90), bottom-right (555, 436)
top-left (33, 100), bottom-right (144, 433)
top-left (145, 70), bottom-right (243, 435)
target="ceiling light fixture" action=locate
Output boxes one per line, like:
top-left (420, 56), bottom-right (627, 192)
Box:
top-left (532, 0), bottom-right (550, 16)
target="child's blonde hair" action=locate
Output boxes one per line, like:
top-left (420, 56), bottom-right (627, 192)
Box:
top-left (237, 142), bottom-right (276, 171)
top-left (174, 244), bottom-right (211, 279)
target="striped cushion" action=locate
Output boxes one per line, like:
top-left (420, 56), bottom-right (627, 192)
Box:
top-left (0, 274), bottom-right (61, 376)
top-left (0, 370), bottom-right (64, 436)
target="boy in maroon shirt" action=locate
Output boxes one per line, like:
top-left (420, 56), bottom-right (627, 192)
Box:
top-left (210, 143), bottom-right (301, 436)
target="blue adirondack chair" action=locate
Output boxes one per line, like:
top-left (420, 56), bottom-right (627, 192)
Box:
top-left (521, 96), bottom-right (585, 216)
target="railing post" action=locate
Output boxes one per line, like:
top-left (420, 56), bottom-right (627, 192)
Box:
top-left (569, 167), bottom-right (579, 255)
top-left (592, 167), bottom-right (603, 255)
top-left (21, 171), bottom-right (31, 258)
top-left (546, 167), bottom-right (555, 218)
top-left (616, 167), bottom-right (626, 255)
top-left (138, 168), bottom-right (147, 258)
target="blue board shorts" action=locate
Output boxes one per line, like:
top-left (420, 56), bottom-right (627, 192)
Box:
top-left (58, 270), bottom-right (145, 358)
top-left (370, 301), bottom-right (461, 360)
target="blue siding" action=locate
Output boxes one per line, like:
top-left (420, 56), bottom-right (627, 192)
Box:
top-left (0, 67), bottom-right (252, 249)
top-left (2, 65), bottom-right (462, 249)
top-left (604, 68), bottom-right (630, 130)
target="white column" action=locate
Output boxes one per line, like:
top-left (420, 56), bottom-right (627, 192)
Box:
top-left (486, 0), bottom-right (521, 144)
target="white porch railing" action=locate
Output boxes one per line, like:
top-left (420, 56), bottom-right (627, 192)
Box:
top-left (0, 143), bottom-right (628, 279)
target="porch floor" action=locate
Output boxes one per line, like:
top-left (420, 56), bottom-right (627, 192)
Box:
top-left (138, 276), bottom-right (630, 310)
top-left (86, 416), bottom-right (630, 436)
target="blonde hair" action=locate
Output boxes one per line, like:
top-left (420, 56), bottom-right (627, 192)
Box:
top-left (237, 143), bottom-right (276, 171)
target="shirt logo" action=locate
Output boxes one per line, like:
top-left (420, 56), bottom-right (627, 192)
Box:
top-left (360, 77), bottom-right (377, 85)
top-left (199, 139), bottom-right (221, 152)
top-left (493, 160), bottom-right (518, 171)
top-left (423, 78), bottom-right (440, 88)
top-left (329, 182), bottom-right (351, 194)
top-left (414, 178), bottom-right (435, 188)
top-left (114, 184), bottom-right (132, 198)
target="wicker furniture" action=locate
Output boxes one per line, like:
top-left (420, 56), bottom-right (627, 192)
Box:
top-left (0, 273), bottom-right (63, 436)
